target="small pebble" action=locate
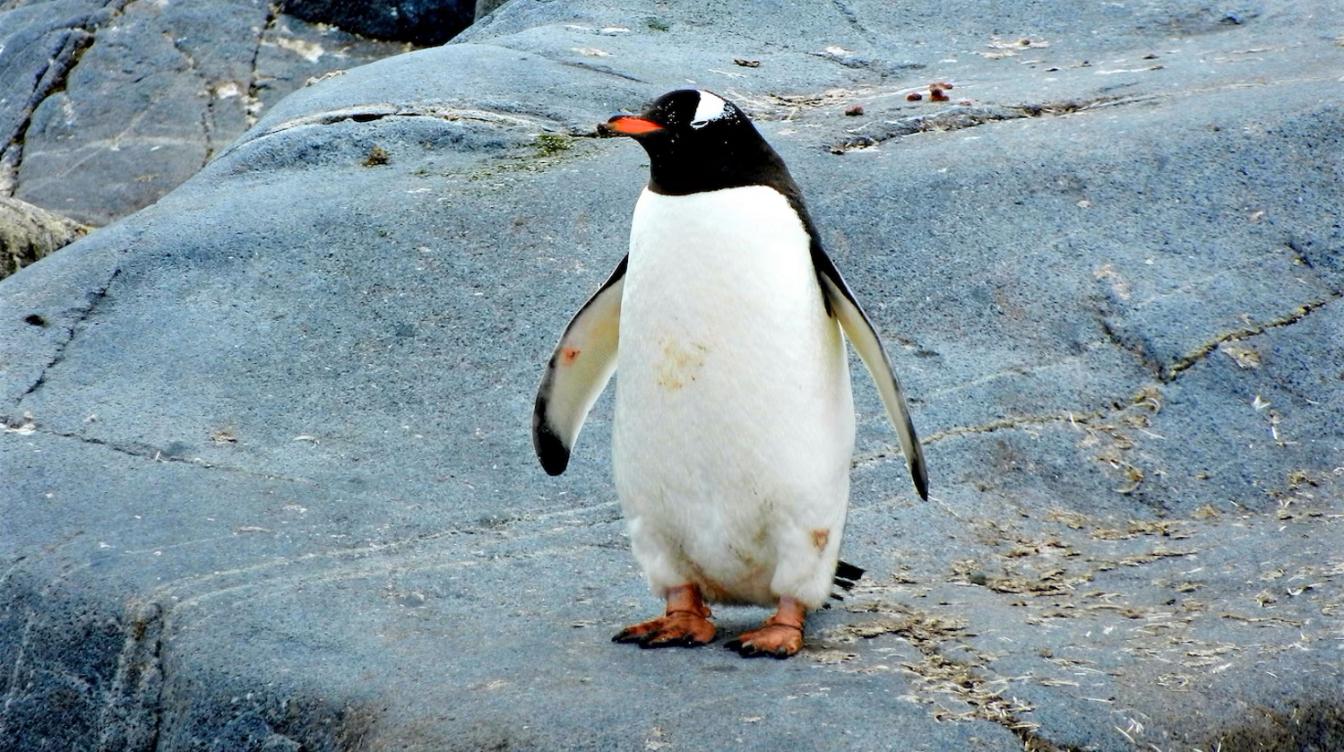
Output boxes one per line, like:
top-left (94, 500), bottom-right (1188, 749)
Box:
top-left (844, 104), bottom-right (864, 116)
top-left (906, 92), bottom-right (923, 101)
top-left (930, 88), bottom-right (949, 102)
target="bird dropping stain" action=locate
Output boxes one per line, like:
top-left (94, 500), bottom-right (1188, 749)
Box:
top-left (656, 339), bottom-right (708, 390)
top-left (811, 529), bottom-right (830, 551)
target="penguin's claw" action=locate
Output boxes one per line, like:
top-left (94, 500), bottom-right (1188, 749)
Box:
top-left (612, 612), bottom-right (716, 648)
top-left (724, 596), bottom-right (807, 658)
top-left (725, 624), bottom-right (805, 659)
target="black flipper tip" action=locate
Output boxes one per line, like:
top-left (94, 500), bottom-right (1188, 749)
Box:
top-left (911, 456), bottom-right (929, 501)
top-left (532, 421), bottom-right (571, 476)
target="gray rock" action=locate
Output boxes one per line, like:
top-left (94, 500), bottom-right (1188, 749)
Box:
top-left (1, 1), bottom-right (1342, 750)
top-left (0, 0), bottom-right (120, 195)
top-left (280, 0), bottom-right (476, 46)
top-left (473, 0), bottom-right (508, 22)
top-left (0, 196), bottom-right (88, 279)
top-left (0, 0), bottom-right (412, 226)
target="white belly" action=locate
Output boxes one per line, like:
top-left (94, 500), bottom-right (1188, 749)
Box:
top-left (612, 186), bottom-right (855, 608)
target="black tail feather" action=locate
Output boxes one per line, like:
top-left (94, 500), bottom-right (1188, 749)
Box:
top-left (834, 560), bottom-right (865, 583)
top-left (830, 560), bottom-right (865, 601)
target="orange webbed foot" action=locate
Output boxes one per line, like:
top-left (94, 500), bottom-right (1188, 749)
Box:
top-left (612, 611), bottom-right (716, 648)
top-left (725, 597), bottom-right (807, 659)
top-left (724, 624), bottom-right (803, 658)
top-left (612, 583), bottom-right (716, 649)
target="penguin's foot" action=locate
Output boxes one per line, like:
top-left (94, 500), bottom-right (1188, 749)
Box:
top-left (612, 584), bottom-right (716, 648)
top-left (611, 612), bottom-right (717, 648)
top-left (725, 597), bottom-right (806, 659)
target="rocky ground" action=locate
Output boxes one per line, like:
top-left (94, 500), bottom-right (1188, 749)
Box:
top-left (0, 0), bottom-right (474, 245)
top-left (1, 1), bottom-right (1342, 750)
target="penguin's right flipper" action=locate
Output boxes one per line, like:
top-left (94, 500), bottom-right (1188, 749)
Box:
top-left (813, 250), bottom-right (929, 501)
top-left (532, 256), bottom-right (627, 475)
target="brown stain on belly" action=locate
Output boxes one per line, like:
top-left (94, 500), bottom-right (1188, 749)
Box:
top-left (656, 339), bottom-right (709, 390)
top-left (560, 346), bottom-right (581, 364)
top-left (682, 546), bottom-right (769, 606)
top-left (729, 542), bottom-right (759, 570)
top-left (684, 559), bottom-right (731, 603)
top-left (811, 528), bottom-right (830, 552)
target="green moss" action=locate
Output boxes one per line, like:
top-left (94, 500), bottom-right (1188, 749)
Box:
top-left (362, 145), bottom-right (390, 167)
top-left (463, 133), bottom-right (590, 182)
top-left (533, 133), bottom-right (573, 157)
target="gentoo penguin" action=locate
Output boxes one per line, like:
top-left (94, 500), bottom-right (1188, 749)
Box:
top-left (533, 89), bottom-right (927, 658)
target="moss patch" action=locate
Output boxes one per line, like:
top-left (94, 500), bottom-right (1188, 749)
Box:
top-left (533, 133), bottom-right (573, 157)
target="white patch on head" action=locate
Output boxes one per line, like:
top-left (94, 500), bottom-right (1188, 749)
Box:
top-left (690, 91), bottom-right (728, 129)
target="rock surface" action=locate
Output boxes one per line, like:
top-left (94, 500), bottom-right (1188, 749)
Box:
top-left (2, 1), bottom-right (1343, 750)
top-left (280, 0), bottom-right (477, 46)
top-left (0, 0), bottom-right (412, 226)
top-left (0, 196), bottom-right (88, 278)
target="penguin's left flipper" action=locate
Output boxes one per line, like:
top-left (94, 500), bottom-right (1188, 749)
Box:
top-left (532, 256), bottom-right (627, 476)
top-left (814, 250), bottom-right (929, 500)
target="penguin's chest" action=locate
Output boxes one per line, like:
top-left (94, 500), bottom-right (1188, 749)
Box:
top-left (611, 186), bottom-right (855, 588)
top-left (615, 185), bottom-right (846, 434)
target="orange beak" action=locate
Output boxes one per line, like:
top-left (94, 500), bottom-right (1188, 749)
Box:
top-left (600, 115), bottom-right (664, 137)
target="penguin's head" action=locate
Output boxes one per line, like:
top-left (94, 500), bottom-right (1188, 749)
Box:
top-left (599, 89), bottom-right (747, 142)
top-left (599, 89), bottom-right (784, 195)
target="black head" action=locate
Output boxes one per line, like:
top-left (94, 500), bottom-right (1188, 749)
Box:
top-left (599, 89), bottom-right (792, 196)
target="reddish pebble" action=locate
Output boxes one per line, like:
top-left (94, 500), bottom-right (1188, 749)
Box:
top-left (906, 92), bottom-right (923, 101)
top-left (930, 88), bottom-right (949, 102)
top-left (844, 104), bottom-right (865, 116)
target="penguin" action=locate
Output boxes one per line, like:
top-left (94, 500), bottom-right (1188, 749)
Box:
top-left (533, 89), bottom-right (927, 658)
